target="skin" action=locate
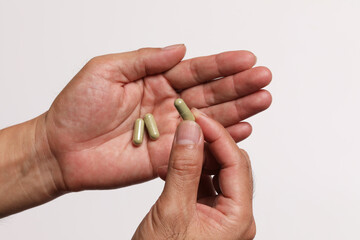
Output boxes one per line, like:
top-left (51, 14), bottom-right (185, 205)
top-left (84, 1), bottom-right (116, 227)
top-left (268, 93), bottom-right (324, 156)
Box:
top-left (133, 109), bottom-right (256, 240)
top-left (0, 44), bottom-right (272, 217)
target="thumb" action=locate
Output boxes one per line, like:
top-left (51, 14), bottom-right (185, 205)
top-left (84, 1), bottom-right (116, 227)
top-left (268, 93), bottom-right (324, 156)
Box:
top-left (161, 121), bottom-right (204, 206)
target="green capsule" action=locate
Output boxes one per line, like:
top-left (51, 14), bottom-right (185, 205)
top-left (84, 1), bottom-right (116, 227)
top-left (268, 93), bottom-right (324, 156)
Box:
top-left (174, 98), bottom-right (195, 121)
top-left (132, 118), bottom-right (145, 146)
top-left (144, 113), bottom-right (160, 140)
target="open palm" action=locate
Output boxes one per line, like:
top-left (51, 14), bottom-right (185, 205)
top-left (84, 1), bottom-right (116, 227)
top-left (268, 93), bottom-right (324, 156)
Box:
top-left (45, 45), bottom-right (271, 191)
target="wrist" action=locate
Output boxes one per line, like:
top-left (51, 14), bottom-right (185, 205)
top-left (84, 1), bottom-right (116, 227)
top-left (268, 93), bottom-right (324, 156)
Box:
top-left (34, 112), bottom-right (67, 195)
top-left (0, 113), bottom-right (66, 217)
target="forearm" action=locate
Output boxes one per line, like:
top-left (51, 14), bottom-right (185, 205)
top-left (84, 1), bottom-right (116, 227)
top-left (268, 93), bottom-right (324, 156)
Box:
top-left (0, 113), bottom-right (65, 218)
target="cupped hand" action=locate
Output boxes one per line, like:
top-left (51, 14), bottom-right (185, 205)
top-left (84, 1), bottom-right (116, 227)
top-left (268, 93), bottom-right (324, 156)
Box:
top-left (44, 44), bottom-right (271, 191)
top-left (133, 109), bottom-right (256, 240)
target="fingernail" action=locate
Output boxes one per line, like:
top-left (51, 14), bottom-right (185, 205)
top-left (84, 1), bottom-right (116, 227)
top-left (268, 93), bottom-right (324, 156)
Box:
top-left (192, 108), bottom-right (208, 118)
top-left (162, 44), bottom-right (184, 51)
top-left (175, 121), bottom-right (201, 145)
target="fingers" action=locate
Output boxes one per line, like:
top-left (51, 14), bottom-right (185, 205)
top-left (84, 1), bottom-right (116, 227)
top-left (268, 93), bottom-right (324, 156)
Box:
top-left (157, 122), bottom-right (252, 181)
top-left (201, 90), bottom-right (272, 127)
top-left (164, 50), bottom-right (256, 90)
top-left (86, 44), bottom-right (186, 83)
top-left (181, 66), bottom-right (272, 109)
top-left (226, 122), bottom-right (252, 142)
top-left (193, 108), bottom-right (253, 205)
top-left (161, 121), bottom-right (204, 206)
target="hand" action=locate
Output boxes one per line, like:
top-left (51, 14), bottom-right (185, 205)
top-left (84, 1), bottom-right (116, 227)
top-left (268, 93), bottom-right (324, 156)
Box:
top-left (133, 109), bottom-right (255, 240)
top-left (44, 44), bottom-right (271, 191)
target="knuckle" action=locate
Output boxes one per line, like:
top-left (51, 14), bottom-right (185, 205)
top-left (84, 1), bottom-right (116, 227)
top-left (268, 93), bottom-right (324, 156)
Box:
top-left (154, 197), bottom-right (178, 221)
top-left (171, 156), bottom-right (200, 177)
top-left (239, 149), bottom-right (252, 170)
top-left (239, 148), bottom-right (250, 160)
top-left (153, 198), bottom-right (190, 239)
top-left (189, 58), bottom-right (202, 84)
top-left (133, 48), bottom-right (149, 76)
top-left (136, 47), bottom-right (150, 55)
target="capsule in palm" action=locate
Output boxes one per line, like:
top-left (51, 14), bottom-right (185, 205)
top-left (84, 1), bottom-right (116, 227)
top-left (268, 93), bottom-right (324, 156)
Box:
top-left (174, 98), bottom-right (195, 121)
top-left (132, 118), bottom-right (145, 146)
top-left (144, 113), bottom-right (160, 140)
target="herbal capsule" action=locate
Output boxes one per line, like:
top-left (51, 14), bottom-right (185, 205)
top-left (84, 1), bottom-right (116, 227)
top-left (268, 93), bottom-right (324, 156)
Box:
top-left (174, 98), bottom-right (195, 121)
top-left (144, 113), bottom-right (160, 140)
top-left (132, 118), bottom-right (145, 146)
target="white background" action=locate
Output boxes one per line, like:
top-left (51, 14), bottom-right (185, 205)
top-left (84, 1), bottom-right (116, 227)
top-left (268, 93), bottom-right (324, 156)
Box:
top-left (1, 0), bottom-right (359, 239)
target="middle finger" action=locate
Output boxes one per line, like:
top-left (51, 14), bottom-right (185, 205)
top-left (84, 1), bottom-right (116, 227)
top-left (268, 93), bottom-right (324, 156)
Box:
top-left (180, 66), bottom-right (272, 109)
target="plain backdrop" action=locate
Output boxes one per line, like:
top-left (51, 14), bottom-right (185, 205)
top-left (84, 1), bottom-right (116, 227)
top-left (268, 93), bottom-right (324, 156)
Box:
top-left (1, 0), bottom-right (359, 239)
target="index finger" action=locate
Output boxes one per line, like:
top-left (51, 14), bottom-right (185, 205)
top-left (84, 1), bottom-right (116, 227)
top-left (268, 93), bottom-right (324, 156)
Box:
top-left (193, 108), bottom-right (253, 206)
top-left (164, 50), bottom-right (257, 90)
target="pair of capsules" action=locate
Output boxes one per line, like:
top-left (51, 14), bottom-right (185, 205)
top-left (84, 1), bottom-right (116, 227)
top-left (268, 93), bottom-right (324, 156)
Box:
top-left (132, 98), bottom-right (195, 146)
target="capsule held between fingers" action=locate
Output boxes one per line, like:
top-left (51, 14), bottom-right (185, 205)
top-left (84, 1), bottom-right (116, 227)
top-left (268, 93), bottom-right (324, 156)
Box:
top-left (133, 118), bottom-right (145, 146)
top-left (174, 98), bottom-right (195, 121)
top-left (144, 113), bottom-right (160, 140)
